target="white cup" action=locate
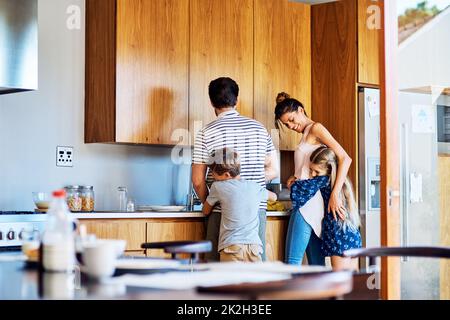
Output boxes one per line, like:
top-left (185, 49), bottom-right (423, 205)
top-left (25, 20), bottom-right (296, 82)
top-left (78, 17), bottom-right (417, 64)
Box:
top-left (82, 240), bottom-right (117, 279)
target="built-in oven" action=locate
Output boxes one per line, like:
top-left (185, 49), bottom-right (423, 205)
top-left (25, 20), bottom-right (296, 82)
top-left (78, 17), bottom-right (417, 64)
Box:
top-left (0, 213), bottom-right (47, 252)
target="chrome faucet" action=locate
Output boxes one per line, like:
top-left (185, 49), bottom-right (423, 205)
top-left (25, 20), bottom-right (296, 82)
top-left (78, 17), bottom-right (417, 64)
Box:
top-left (187, 185), bottom-right (202, 211)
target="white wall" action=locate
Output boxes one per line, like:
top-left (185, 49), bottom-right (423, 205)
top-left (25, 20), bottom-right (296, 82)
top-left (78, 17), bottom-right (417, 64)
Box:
top-left (0, 0), bottom-right (190, 211)
top-left (399, 8), bottom-right (450, 90)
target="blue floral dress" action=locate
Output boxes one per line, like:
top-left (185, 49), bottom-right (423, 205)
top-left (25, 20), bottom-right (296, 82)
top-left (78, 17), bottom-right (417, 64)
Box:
top-left (291, 176), bottom-right (362, 257)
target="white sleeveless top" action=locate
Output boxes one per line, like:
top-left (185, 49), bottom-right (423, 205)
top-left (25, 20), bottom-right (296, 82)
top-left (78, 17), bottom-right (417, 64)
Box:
top-left (293, 124), bottom-right (324, 237)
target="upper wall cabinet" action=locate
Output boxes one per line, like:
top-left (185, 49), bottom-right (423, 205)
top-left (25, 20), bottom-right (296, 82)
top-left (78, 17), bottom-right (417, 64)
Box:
top-left (311, 0), bottom-right (359, 186)
top-left (358, 0), bottom-right (381, 86)
top-left (311, 0), bottom-right (381, 186)
top-left (85, 0), bottom-right (189, 145)
top-left (85, 0), bottom-right (312, 149)
top-left (189, 0), bottom-right (254, 134)
top-left (254, 0), bottom-right (311, 151)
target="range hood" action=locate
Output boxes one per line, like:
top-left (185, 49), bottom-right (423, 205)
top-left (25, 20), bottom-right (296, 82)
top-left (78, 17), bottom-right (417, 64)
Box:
top-left (0, 0), bottom-right (38, 95)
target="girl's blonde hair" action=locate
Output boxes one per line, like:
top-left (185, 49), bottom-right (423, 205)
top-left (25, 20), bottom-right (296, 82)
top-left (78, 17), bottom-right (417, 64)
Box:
top-left (310, 147), bottom-right (360, 231)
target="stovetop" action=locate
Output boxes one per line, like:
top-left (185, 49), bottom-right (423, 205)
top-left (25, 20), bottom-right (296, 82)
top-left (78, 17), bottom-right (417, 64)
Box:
top-left (0, 211), bottom-right (43, 215)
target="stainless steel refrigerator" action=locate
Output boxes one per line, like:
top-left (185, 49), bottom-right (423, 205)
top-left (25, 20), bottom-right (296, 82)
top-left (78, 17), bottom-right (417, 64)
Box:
top-left (358, 88), bottom-right (381, 268)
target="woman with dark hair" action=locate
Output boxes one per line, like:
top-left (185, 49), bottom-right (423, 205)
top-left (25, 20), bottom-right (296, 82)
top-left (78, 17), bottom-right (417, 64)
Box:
top-left (275, 94), bottom-right (352, 266)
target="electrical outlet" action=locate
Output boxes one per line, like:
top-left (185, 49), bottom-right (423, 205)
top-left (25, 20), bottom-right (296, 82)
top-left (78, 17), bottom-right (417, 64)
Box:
top-left (56, 146), bottom-right (74, 167)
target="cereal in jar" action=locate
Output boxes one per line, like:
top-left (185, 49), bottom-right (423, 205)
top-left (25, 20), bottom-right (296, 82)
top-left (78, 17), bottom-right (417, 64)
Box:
top-left (80, 186), bottom-right (95, 212)
top-left (65, 186), bottom-right (82, 212)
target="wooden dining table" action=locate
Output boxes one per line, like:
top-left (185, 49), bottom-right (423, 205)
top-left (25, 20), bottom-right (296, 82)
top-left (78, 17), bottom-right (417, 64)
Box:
top-left (0, 254), bottom-right (360, 300)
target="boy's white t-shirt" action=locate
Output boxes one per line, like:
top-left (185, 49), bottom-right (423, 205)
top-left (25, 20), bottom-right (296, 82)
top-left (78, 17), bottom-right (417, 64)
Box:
top-left (206, 179), bottom-right (267, 251)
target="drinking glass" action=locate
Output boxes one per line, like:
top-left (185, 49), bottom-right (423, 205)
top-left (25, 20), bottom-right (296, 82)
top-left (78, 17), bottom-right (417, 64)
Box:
top-left (117, 187), bottom-right (127, 212)
top-left (126, 198), bottom-right (135, 212)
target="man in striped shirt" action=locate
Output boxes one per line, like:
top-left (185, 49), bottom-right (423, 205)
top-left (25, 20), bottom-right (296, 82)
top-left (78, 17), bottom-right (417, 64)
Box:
top-left (192, 77), bottom-right (279, 261)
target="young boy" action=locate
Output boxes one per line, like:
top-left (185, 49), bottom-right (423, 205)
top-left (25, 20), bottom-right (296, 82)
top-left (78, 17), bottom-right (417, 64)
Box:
top-left (202, 148), bottom-right (277, 262)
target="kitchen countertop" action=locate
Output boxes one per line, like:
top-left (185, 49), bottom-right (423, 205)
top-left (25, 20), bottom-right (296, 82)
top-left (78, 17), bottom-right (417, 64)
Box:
top-left (71, 211), bottom-right (290, 219)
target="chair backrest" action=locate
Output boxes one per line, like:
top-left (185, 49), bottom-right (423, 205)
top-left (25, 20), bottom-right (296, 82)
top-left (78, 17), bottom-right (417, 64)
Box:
top-left (197, 271), bottom-right (353, 300)
top-left (344, 246), bottom-right (450, 270)
top-left (141, 241), bottom-right (212, 262)
top-left (344, 246), bottom-right (450, 259)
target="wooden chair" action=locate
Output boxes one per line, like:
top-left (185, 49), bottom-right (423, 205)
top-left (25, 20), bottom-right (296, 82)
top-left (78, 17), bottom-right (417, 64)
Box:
top-left (342, 246), bottom-right (450, 300)
top-left (197, 271), bottom-right (353, 300)
top-left (141, 241), bottom-right (212, 264)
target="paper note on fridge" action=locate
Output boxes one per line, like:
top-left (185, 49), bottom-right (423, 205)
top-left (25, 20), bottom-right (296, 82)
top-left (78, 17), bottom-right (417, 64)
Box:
top-left (368, 95), bottom-right (380, 118)
top-left (410, 173), bottom-right (423, 203)
top-left (412, 105), bottom-right (435, 134)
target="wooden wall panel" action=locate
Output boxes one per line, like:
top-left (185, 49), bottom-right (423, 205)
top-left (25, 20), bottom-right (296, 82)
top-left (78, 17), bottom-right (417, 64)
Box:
top-left (81, 220), bottom-right (147, 251)
top-left (280, 151), bottom-right (295, 184)
top-left (311, 0), bottom-right (358, 185)
top-left (254, 0), bottom-right (311, 151)
top-left (438, 155), bottom-right (450, 300)
top-left (189, 0), bottom-right (254, 137)
top-left (358, 0), bottom-right (380, 86)
top-left (85, 0), bottom-right (116, 143)
top-left (116, 0), bottom-right (189, 145)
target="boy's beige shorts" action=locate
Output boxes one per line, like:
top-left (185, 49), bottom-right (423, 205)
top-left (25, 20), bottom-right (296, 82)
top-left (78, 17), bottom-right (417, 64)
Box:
top-left (219, 244), bottom-right (263, 262)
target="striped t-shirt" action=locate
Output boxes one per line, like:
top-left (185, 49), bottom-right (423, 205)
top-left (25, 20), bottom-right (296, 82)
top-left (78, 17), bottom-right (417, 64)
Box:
top-left (192, 110), bottom-right (275, 212)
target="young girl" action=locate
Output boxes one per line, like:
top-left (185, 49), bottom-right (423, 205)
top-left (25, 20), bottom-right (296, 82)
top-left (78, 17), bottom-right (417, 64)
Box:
top-left (298, 146), bottom-right (362, 271)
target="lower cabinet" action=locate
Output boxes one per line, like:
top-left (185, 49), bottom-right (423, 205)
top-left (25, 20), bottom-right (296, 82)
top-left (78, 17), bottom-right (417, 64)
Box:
top-left (82, 220), bottom-right (146, 252)
top-left (79, 216), bottom-right (289, 261)
top-left (145, 219), bottom-right (206, 259)
top-left (123, 250), bottom-right (147, 257)
top-left (266, 217), bottom-right (289, 262)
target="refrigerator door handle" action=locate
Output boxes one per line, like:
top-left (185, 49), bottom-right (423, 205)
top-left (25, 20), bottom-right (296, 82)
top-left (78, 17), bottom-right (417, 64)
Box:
top-left (401, 123), bottom-right (409, 261)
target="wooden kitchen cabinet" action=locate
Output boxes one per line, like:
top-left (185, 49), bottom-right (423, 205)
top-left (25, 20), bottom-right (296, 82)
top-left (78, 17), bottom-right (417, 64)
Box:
top-left (189, 0), bottom-right (254, 137)
top-left (81, 220), bottom-right (147, 252)
top-left (311, 0), bottom-right (381, 187)
top-left (86, 0), bottom-right (313, 148)
top-left (358, 0), bottom-right (381, 86)
top-left (266, 217), bottom-right (289, 262)
top-left (123, 250), bottom-right (147, 257)
top-left (254, 0), bottom-right (311, 151)
top-left (85, 0), bottom-right (189, 145)
top-left (312, 0), bottom-right (358, 186)
top-left (79, 215), bottom-right (289, 261)
top-left (145, 219), bottom-right (206, 258)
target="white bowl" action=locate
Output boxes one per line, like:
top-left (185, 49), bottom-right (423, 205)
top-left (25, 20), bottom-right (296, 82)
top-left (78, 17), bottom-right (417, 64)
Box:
top-left (32, 192), bottom-right (52, 210)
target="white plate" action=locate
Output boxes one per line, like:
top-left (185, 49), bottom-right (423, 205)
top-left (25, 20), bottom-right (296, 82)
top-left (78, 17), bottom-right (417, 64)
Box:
top-left (138, 205), bottom-right (185, 212)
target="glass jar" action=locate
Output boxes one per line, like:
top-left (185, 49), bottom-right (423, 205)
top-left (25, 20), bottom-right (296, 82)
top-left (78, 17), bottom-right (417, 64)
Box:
top-left (117, 187), bottom-right (127, 212)
top-left (80, 186), bottom-right (95, 212)
top-left (65, 186), bottom-right (82, 212)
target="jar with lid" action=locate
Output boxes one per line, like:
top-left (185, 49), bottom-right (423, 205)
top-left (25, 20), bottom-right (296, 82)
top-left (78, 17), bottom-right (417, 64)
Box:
top-left (80, 186), bottom-right (95, 212)
top-left (65, 186), bottom-right (82, 212)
